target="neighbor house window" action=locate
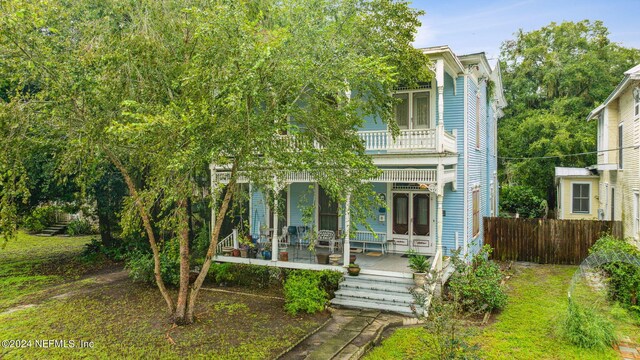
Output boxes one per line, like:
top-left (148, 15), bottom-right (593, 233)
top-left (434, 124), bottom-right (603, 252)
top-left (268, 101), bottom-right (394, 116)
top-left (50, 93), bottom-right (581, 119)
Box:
top-left (572, 183), bottom-right (590, 214)
top-left (472, 189), bottom-right (480, 237)
top-left (634, 87), bottom-right (639, 119)
top-left (618, 124), bottom-right (623, 169)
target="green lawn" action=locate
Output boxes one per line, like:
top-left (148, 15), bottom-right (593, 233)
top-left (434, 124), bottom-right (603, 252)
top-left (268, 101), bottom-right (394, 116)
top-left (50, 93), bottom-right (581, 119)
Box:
top-left (366, 264), bottom-right (640, 360)
top-left (0, 231), bottom-right (329, 359)
top-left (0, 231), bottom-right (102, 311)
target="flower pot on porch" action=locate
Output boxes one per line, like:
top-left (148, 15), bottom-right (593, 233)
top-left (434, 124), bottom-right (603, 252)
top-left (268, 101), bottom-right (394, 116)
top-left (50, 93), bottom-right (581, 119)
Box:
top-left (222, 246), bottom-right (233, 256)
top-left (262, 250), bottom-right (272, 260)
top-left (279, 251), bottom-right (289, 262)
top-left (348, 264), bottom-right (361, 276)
top-left (316, 253), bottom-right (329, 265)
top-left (329, 254), bottom-right (341, 266)
top-left (413, 272), bottom-right (428, 290)
top-left (232, 249), bottom-right (241, 257)
top-left (240, 249), bottom-right (248, 258)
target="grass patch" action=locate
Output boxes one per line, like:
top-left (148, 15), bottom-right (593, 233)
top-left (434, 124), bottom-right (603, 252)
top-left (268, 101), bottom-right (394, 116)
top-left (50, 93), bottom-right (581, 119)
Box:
top-left (366, 264), bottom-right (640, 360)
top-left (0, 280), bottom-right (328, 359)
top-left (0, 231), bottom-right (109, 311)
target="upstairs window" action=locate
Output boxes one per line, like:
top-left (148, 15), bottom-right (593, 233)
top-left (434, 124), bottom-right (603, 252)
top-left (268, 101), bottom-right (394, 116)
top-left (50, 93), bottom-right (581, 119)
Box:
top-left (393, 89), bottom-right (432, 130)
top-left (634, 192), bottom-right (639, 238)
top-left (572, 183), bottom-right (590, 214)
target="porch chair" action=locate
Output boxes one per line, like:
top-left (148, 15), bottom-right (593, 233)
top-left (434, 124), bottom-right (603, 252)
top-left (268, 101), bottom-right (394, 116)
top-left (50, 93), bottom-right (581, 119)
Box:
top-left (316, 230), bottom-right (341, 254)
top-left (278, 226), bottom-right (290, 251)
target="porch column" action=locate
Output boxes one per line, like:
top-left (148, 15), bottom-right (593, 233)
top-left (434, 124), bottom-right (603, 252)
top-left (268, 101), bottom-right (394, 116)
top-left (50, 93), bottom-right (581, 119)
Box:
top-left (436, 59), bottom-right (445, 152)
top-left (343, 192), bottom-right (351, 266)
top-left (272, 192), bottom-right (279, 262)
top-left (437, 194), bottom-right (444, 272)
top-left (436, 164), bottom-right (444, 272)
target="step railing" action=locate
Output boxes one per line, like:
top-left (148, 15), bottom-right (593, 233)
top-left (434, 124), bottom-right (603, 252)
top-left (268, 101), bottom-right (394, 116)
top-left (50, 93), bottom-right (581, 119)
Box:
top-left (215, 230), bottom-right (237, 255)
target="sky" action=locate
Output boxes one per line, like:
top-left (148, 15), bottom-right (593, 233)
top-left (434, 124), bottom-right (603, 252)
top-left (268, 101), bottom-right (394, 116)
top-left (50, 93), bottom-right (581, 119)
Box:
top-left (411, 0), bottom-right (640, 65)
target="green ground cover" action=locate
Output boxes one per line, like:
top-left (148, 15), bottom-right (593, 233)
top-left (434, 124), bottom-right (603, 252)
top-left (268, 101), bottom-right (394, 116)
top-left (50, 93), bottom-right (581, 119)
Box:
top-left (0, 231), bottom-right (101, 311)
top-left (0, 232), bottom-right (329, 359)
top-left (366, 264), bottom-right (640, 360)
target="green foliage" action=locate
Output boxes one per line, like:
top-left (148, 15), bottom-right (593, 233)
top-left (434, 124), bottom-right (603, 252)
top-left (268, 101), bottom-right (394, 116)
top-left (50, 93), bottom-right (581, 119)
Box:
top-left (126, 239), bottom-right (181, 286)
top-left (498, 20), bottom-right (640, 204)
top-left (407, 249), bottom-right (430, 273)
top-left (448, 245), bottom-right (507, 313)
top-left (563, 299), bottom-right (616, 349)
top-left (206, 263), bottom-right (282, 288)
top-left (22, 205), bottom-right (59, 233)
top-left (67, 218), bottom-right (95, 236)
top-left (499, 185), bottom-right (546, 218)
top-left (590, 235), bottom-right (640, 314)
top-left (283, 270), bottom-right (329, 315)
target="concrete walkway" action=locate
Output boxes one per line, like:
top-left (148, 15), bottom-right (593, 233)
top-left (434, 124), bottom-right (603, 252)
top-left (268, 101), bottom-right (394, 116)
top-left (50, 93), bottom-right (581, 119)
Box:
top-left (280, 308), bottom-right (413, 360)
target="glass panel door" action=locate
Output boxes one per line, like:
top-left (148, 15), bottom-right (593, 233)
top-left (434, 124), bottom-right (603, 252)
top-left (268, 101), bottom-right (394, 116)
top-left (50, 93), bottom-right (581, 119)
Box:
top-left (319, 186), bottom-right (338, 232)
top-left (412, 193), bottom-right (430, 236)
top-left (412, 92), bottom-right (430, 129)
top-left (393, 193), bottom-right (409, 235)
top-left (394, 94), bottom-right (409, 129)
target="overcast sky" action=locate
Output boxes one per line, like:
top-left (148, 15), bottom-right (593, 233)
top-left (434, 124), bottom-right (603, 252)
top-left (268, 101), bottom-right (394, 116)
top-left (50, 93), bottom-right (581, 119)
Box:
top-left (411, 0), bottom-right (640, 64)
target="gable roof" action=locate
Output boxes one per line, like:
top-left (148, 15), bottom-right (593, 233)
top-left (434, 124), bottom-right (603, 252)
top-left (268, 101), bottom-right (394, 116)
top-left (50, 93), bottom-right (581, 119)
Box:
top-left (586, 64), bottom-right (640, 121)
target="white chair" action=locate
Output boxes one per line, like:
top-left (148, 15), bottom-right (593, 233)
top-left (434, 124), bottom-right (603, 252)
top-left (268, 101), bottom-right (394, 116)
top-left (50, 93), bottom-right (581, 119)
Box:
top-left (316, 230), bottom-right (341, 254)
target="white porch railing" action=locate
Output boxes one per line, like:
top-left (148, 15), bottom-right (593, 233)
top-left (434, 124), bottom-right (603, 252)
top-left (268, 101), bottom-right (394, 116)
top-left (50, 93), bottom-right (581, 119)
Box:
top-left (442, 131), bottom-right (457, 153)
top-left (443, 168), bottom-right (456, 184)
top-left (216, 231), bottom-right (237, 255)
top-left (358, 128), bottom-right (457, 153)
top-left (214, 168), bottom-right (440, 184)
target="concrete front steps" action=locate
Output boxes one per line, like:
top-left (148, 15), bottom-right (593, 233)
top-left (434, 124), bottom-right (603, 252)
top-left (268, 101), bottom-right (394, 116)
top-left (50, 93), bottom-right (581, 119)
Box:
top-left (331, 273), bottom-right (416, 316)
top-left (36, 222), bottom-right (69, 237)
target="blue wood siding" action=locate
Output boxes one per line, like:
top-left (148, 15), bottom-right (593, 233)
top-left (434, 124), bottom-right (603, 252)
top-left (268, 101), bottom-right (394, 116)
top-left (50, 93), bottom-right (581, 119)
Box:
top-left (288, 183), bottom-right (315, 228)
top-left (250, 189), bottom-right (268, 238)
top-left (441, 74), bottom-right (465, 255)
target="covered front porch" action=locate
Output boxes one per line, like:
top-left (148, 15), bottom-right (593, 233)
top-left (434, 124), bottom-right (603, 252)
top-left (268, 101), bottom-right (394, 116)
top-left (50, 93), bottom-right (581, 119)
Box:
top-left (211, 165), bottom-right (454, 276)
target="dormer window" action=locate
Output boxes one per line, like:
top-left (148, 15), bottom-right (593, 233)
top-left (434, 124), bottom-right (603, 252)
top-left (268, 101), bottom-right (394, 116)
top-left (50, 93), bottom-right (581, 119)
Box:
top-left (393, 87), bottom-right (434, 130)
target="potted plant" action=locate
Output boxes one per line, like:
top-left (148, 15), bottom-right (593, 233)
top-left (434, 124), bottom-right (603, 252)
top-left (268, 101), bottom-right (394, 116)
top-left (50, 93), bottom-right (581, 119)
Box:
top-left (347, 263), bottom-right (360, 276)
top-left (407, 250), bottom-right (430, 289)
top-left (239, 235), bottom-right (254, 258)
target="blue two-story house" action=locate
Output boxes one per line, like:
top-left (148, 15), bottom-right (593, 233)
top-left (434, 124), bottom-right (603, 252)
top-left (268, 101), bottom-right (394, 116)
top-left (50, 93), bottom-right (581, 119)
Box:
top-left (211, 46), bottom-right (506, 290)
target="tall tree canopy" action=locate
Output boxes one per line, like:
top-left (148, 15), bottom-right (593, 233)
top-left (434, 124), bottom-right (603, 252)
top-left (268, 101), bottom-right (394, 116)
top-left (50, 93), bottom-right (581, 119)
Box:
top-left (498, 20), bottom-right (640, 207)
top-left (0, 0), bottom-right (428, 324)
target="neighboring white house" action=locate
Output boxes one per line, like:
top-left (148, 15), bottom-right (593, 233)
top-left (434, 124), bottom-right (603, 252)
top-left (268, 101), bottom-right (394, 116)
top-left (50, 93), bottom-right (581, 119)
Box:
top-left (555, 167), bottom-right (600, 220)
top-left (586, 64), bottom-right (640, 244)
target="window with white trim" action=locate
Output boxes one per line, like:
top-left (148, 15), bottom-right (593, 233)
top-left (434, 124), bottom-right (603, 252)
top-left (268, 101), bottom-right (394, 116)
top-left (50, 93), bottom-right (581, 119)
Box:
top-left (634, 192), bottom-right (639, 238)
top-left (393, 88), bottom-right (433, 130)
top-left (572, 183), bottom-right (590, 214)
top-left (472, 189), bottom-right (480, 237)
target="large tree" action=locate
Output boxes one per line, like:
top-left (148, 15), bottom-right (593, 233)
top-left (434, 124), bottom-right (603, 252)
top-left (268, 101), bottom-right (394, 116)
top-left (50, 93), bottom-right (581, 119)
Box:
top-left (0, 0), bottom-right (428, 324)
top-left (498, 20), bottom-right (640, 206)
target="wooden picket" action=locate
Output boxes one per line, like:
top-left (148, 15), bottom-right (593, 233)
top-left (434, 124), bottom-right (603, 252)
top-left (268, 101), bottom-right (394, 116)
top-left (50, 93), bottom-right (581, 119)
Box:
top-left (483, 217), bottom-right (623, 265)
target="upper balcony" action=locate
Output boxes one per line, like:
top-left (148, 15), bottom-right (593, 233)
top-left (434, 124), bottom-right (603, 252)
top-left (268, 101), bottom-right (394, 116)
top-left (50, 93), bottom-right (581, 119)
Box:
top-left (358, 127), bottom-right (457, 154)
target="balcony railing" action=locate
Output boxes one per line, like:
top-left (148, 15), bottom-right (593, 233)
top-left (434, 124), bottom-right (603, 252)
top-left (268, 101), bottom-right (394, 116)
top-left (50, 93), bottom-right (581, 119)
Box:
top-left (358, 128), bottom-right (457, 153)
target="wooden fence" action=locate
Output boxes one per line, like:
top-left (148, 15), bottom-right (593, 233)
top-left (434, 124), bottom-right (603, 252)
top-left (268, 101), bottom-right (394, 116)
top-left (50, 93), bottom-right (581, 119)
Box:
top-left (483, 217), bottom-right (623, 265)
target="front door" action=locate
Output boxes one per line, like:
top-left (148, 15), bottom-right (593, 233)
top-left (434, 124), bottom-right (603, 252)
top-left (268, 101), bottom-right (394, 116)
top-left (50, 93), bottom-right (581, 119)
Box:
top-left (392, 192), bottom-right (435, 254)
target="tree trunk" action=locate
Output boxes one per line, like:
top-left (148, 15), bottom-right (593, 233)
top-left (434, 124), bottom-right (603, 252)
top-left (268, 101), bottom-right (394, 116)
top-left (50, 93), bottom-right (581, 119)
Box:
top-left (173, 199), bottom-right (191, 324)
top-left (104, 148), bottom-right (175, 314)
top-left (185, 163), bottom-right (238, 322)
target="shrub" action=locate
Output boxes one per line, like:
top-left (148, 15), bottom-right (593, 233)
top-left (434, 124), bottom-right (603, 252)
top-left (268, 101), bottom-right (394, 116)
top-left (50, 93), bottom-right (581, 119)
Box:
top-left (23, 205), bottom-right (59, 233)
top-left (283, 270), bottom-right (328, 315)
top-left (67, 218), bottom-right (95, 236)
top-left (125, 239), bottom-right (181, 286)
top-left (563, 299), bottom-right (616, 349)
top-left (590, 235), bottom-right (640, 314)
top-left (499, 185), bottom-right (546, 218)
top-left (448, 245), bottom-right (508, 313)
